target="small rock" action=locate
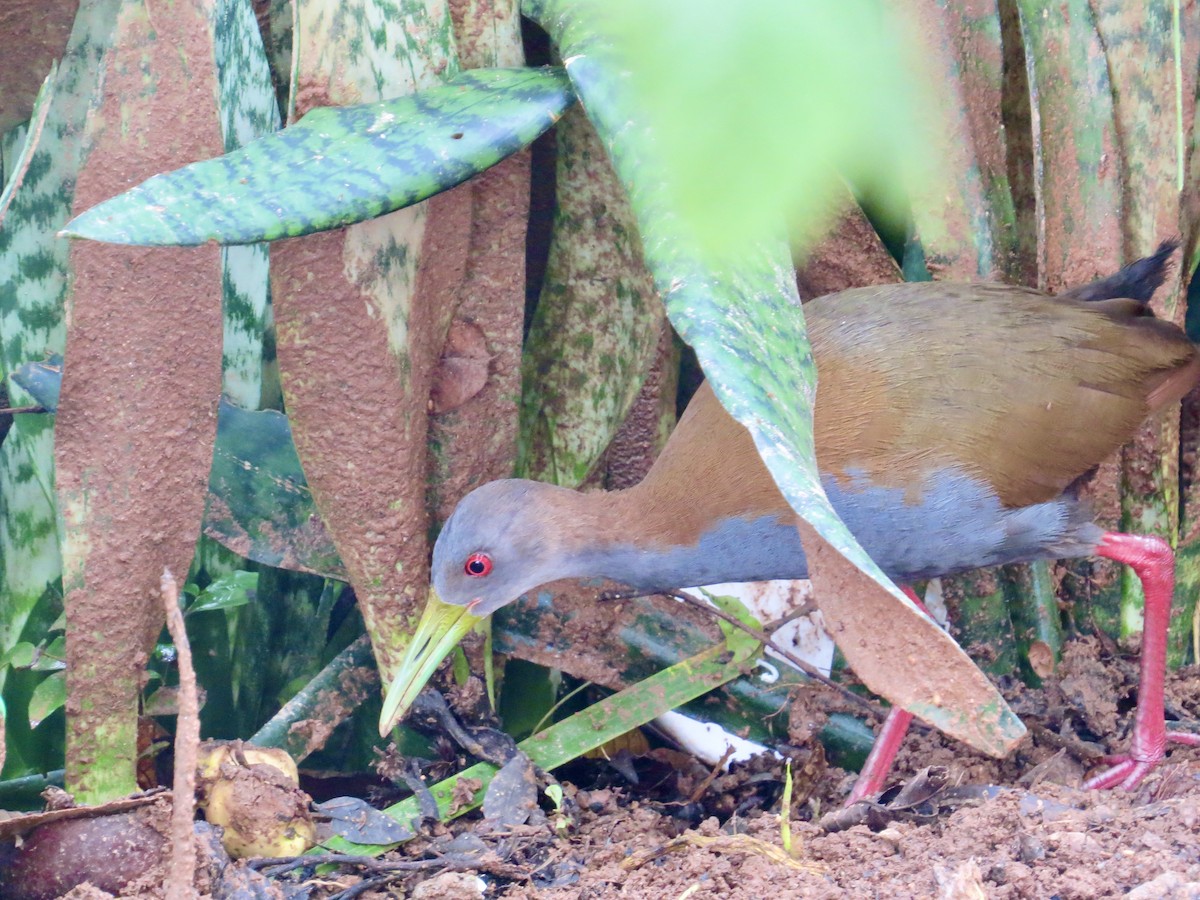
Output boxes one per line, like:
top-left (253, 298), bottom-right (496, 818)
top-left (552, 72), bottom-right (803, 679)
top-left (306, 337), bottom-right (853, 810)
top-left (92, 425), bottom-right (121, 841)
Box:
top-left (1047, 831), bottom-right (1102, 854)
top-left (1017, 832), bottom-right (1045, 863)
top-left (1125, 871), bottom-right (1200, 900)
top-left (1086, 803), bottom-right (1116, 825)
top-left (933, 858), bottom-right (987, 900)
top-left (1139, 831), bottom-right (1169, 851)
top-left (875, 827), bottom-right (903, 847)
top-left (1018, 792), bottom-right (1079, 823)
top-left (412, 871), bottom-right (486, 900)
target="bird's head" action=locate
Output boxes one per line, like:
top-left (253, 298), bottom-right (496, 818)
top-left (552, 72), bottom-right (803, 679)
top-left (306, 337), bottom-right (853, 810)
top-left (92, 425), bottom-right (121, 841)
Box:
top-left (431, 479), bottom-right (583, 615)
top-left (380, 479), bottom-right (585, 735)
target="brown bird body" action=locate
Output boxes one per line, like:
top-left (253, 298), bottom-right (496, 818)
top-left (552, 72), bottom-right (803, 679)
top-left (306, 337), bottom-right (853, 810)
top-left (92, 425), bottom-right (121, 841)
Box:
top-left (382, 242), bottom-right (1200, 798)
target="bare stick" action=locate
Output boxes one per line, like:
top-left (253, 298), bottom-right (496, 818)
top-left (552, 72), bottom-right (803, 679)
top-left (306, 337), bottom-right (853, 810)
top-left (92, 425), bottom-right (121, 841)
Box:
top-left (162, 568), bottom-right (198, 900)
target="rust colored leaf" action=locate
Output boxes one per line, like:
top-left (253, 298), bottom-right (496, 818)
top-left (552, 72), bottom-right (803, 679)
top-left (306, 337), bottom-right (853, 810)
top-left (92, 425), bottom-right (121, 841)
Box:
top-left (271, 2), bottom-right (468, 683)
top-left (56, 0), bottom-right (225, 802)
top-left (427, 0), bottom-right (530, 523)
top-left (797, 520), bottom-right (1025, 758)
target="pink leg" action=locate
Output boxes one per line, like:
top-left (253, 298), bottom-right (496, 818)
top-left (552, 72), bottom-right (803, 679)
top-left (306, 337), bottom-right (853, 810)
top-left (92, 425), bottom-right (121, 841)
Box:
top-left (846, 586), bottom-right (923, 804)
top-left (1082, 533), bottom-right (1200, 790)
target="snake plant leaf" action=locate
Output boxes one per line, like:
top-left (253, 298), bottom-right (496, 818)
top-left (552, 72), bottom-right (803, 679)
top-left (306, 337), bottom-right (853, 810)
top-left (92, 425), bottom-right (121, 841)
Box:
top-left (62, 66), bottom-right (574, 246)
top-left (13, 360), bottom-right (345, 579)
top-left (206, 400), bottom-right (346, 580)
top-left (523, 0), bottom-right (1025, 757)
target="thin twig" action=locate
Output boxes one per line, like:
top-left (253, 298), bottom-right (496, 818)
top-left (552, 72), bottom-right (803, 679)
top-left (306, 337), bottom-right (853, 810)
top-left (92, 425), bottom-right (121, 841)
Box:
top-left (603, 587), bottom-right (883, 718)
top-left (162, 568), bottom-right (199, 900)
top-left (686, 746), bottom-right (735, 805)
top-left (0, 406), bottom-right (47, 415)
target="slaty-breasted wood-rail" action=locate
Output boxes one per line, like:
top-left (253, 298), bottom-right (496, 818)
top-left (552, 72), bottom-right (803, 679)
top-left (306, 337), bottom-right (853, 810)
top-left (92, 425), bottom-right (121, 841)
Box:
top-left (381, 241), bottom-right (1200, 799)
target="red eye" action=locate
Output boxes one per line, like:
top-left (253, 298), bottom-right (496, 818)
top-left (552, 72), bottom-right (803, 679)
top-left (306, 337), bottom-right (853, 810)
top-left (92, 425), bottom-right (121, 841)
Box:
top-left (464, 552), bottom-right (493, 577)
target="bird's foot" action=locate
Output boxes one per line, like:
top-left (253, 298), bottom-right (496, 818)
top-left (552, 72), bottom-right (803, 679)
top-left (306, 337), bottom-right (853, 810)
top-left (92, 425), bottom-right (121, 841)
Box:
top-left (1082, 731), bottom-right (1200, 791)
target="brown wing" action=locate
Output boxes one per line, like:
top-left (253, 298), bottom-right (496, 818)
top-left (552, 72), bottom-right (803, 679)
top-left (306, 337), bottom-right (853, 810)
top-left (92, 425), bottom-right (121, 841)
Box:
top-left (808, 282), bottom-right (1200, 507)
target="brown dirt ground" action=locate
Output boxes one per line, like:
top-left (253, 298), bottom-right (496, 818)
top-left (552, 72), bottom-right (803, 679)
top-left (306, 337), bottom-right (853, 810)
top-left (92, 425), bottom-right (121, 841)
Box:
top-left (294, 637), bottom-right (1200, 900)
top-left (12, 638), bottom-right (1198, 898)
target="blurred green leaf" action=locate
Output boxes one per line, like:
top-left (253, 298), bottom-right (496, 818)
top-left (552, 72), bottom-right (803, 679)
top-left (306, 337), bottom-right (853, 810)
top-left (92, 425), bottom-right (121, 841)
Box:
top-left (591, 0), bottom-right (930, 256)
top-left (31, 637), bottom-right (65, 672)
top-left (28, 672), bottom-right (65, 727)
top-left (697, 589), bottom-right (762, 663)
top-left (1, 644), bottom-right (35, 670)
top-left (187, 570), bottom-right (258, 615)
top-left (63, 67), bottom-right (575, 246)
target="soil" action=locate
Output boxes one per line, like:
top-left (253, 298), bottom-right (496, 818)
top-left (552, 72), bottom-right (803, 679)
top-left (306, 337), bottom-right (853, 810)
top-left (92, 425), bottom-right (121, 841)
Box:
top-left (282, 637), bottom-right (1200, 900)
top-left (8, 638), bottom-right (1198, 898)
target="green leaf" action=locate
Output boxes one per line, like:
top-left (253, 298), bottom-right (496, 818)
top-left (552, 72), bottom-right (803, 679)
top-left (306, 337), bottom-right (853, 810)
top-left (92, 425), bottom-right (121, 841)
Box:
top-left (321, 642), bottom-right (748, 852)
top-left (11, 357), bottom-right (62, 410)
top-left (522, 0), bottom-right (1024, 757)
top-left (187, 570), bottom-right (258, 615)
top-left (32, 636), bottom-right (65, 672)
top-left (205, 399), bottom-right (345, 580)
top-left (28, 671), bottom-right (66, 727)
top-left (697, 589), bottom-right (762, 663)
top-left (12, 359), bottom-right (346, 579)
top-left (2, 643), bottom-right (35, 670)
top-left (515, 107), bottom-right (662, 486)
top-left (63, 67), bottom-right (575, 246)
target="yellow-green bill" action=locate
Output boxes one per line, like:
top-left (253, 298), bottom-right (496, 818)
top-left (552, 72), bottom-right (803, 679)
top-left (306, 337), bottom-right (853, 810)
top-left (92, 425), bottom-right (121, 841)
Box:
top-left (378, 590), bottom-right (484, 736)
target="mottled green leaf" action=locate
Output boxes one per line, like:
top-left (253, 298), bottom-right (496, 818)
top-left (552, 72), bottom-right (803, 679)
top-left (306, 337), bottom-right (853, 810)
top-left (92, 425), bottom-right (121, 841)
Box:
top-left (523, 0), bottom-right (1024, 756)
top-left (213, 0), bottom-right (280, 409)
top-left (0, 64), bottom-right (56, 229)
top-left (28, 671), bottom-right (65, 727)
top-left (516, 106), bottom-right (662, 486)
top-left (0, 0), bottom-right (119, 702)
top-left (13, 360), bottom-right (344, 579)
top-left (63, 67), bottom-right (574, 246)
top-left (205, 400), bottom-right (346, 580)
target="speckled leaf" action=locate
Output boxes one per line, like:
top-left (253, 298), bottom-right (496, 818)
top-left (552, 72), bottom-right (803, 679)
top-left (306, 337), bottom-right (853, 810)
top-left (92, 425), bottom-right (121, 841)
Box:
top-left (56, 0), bottom-right (226, 802)
top-left (205, 400), bottom-right (347, 581)
top-left (212, 0), bottom-right (280, 408)
top-left (1090, 0), bottom-right (1199, 654)
top-left (523, 0), bottom-right (1024, 756)
top-left (12, 360), bottom-right (346, 580)
top-left (1018, 0), bottom-right (1121, 289)
top-left (1019, 0), bottom-right (1155, 643)
top-left (0, 66), bottom-right (56, 229)
top-left (516, 106), bottom-right (662, 486)
top-left (0, 0), bottom-right (124, 702)
top-left (63, 67), bottom-right (574, 246)
top-left (268, 0), bottom-right (465, 690)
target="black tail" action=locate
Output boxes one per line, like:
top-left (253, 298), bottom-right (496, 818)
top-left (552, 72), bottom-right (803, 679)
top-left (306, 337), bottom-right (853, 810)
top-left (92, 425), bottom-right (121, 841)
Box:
top-left (1059, 238), bottom-right (1178, 304)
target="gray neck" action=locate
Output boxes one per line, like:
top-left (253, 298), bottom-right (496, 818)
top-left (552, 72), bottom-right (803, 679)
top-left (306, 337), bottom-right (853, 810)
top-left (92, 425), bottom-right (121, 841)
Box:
top-left (572, 511), bottom-right (810, 591)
